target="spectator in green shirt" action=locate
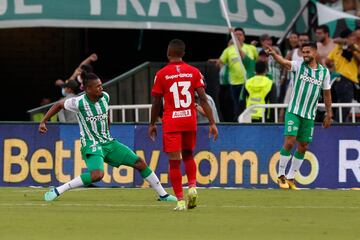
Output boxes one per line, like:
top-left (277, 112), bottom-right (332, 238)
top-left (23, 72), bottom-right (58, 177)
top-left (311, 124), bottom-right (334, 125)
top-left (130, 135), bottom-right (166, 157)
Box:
top-left (218, 27), bottom-right (257, 120)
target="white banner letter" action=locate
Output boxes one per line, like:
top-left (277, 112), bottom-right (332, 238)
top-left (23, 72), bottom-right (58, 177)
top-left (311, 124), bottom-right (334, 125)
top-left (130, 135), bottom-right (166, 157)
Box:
top-left (221, 0), bottom-right (247, 23)
top-left (117, 0), bottom-right (146, 16)
top-left (185, 0), bottom-right (210, 19)
top-left (253, 0), bottom-right (285, 26)
top-left (90, 0), bottom-right (101, 15)
top-left (0, 0), bottom-right (7, 15)
top-left (339, 140), bottom-right (360, 182)
top-left (14, 0), bottom-right (42, 14)
top-left (148, 0), bottom-right (181, 17)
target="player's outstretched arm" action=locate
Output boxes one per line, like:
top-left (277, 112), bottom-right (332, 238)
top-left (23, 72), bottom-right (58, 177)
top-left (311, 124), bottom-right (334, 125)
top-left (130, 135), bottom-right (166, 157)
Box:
top-left (68, 53), bottom-right (98, 81)
top-left (322, 89), bottom-right (333, 128)
top-left (148, 95), bottom-right (162, 141)
top-left (265, 45), bottom-right (292, 70)
top-left (196, 87), bottom-right (218, 141)
top-left (38, 100), bottom-right (65, 134)
top-left (79, 53), bottom-right (98, 66)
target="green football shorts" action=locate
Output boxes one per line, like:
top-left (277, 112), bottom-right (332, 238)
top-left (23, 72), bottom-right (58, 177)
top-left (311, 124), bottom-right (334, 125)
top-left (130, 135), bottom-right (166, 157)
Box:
top-left (284, 112), bottom-right (314, 142)
top-left (81, 140), bottom-right (139, 171)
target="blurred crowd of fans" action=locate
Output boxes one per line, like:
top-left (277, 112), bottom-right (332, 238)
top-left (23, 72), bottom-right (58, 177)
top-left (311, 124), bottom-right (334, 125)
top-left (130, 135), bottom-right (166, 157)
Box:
top-left (33, 54), bottom-right (97, 123)
top-left (208, 0), bottom-right (360, 123)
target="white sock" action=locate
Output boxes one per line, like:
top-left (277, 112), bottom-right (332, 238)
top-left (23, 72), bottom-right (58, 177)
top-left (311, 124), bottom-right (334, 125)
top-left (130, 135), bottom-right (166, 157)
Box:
top-left (286, 157), bottom-right (304, 179)
top-left (278, 154), bottom-right (292, 176)
top-left (56, 176), bottom-right (84, 195)
top-left (145, 172), bottom-right (167, 197)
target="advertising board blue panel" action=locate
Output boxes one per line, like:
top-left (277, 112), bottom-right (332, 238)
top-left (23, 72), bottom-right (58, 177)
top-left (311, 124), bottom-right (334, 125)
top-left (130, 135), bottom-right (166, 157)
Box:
top-left (1, 123), bottom-right (359, 188)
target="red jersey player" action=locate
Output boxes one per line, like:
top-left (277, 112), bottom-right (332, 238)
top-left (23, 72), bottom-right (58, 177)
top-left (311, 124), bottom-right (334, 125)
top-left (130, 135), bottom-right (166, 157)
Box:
top-left (148, 39), bottom-right (218, 211)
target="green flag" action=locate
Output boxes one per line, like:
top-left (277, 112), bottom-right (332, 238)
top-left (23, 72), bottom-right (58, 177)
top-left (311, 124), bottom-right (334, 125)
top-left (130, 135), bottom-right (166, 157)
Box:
top-left (315, 1), bottom-right (360, 37)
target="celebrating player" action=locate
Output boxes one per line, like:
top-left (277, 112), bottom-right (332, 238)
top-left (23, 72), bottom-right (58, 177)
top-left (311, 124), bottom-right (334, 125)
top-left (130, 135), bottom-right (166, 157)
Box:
top-left (39, 70), bottom-right (177, 202)
top-left (266, 41), bottom-right (332, 190)
top-left (148, 39), bottom-right (218, 210)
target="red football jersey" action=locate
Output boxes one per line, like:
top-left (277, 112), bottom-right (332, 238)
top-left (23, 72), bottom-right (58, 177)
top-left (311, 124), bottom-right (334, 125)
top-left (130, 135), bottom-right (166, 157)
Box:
top-left (151, 61), bottom-right (205, 133)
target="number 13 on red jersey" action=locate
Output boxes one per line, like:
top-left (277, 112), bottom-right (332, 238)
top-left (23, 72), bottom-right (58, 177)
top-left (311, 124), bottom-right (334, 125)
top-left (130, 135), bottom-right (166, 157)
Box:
top-left (169, 81), bottom-right (192, 108)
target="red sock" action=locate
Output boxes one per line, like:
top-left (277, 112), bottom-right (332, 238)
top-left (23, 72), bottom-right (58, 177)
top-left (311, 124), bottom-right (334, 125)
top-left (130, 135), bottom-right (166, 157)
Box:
top-left (183, 155), bottom-right (197, 188)
top-left (169, 160), bottom-right (183, 200)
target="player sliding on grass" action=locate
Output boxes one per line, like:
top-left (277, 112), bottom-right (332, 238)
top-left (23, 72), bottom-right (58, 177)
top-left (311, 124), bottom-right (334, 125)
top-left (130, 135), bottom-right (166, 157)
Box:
top-left (148, 39), bottom-right (218, 210)
top-left (39, 70), bottom-right (177, 202)
top-left (265, 41), bottom-right (332, 190)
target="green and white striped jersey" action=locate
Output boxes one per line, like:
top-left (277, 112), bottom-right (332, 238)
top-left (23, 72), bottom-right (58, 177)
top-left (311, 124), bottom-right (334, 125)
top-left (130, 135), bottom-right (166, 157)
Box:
top-left (287, 61), bottom-right (331, 120)
top-left (64, 92), bottom-right (113, 147)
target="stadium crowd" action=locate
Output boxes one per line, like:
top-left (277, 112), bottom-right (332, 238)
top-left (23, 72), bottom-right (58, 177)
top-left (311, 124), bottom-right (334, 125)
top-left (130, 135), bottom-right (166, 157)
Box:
top-left (210, 22), bottom-right (360, 123)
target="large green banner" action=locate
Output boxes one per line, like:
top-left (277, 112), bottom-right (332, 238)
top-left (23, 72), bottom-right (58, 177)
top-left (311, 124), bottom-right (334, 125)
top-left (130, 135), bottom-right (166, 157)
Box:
top-left (0, 0), bottom-right (307, 37)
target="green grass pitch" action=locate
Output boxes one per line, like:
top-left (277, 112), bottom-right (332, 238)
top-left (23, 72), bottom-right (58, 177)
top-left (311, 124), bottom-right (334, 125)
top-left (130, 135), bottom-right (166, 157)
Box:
top-left (0, 187), bottom-right (359, 240)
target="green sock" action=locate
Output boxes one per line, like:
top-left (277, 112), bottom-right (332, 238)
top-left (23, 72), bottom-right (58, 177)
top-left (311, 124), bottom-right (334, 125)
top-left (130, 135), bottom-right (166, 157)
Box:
top-left (80, 172), bottom-right (92, 185)
top-left (280, 147), bottom-right (291, 156)
top-left (294, 151), bottom-right (305, 160)
top-left (140, 167), bottom-right (152, 178)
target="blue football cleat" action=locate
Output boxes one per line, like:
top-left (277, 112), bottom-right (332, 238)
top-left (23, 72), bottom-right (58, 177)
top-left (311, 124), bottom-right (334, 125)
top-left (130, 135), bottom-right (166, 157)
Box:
top-left (44, 188), bottom-right (60, 201)
top-left (158, 194), bottom-right (177, 202)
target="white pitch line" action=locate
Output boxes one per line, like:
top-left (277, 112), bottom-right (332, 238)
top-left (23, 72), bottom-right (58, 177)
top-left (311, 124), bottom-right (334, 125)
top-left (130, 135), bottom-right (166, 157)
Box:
top-left (0, 203), bottom-right (166, 208)
top-left (221, 205), bottom-right (360, 209)
top-left (15, 188), bottom-right (125, 193)
top-left (0, 202), bottom-right (359, 209)
top-left (1, 187), bottom-right (359, 193)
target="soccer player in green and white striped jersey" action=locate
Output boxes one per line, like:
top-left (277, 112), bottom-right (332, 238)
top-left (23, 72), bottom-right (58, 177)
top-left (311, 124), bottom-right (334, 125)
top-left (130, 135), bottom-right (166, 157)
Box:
top-left (266, 41), bottom-right (333, 190)
top-left (39, 70), bottom-right (176, 202)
